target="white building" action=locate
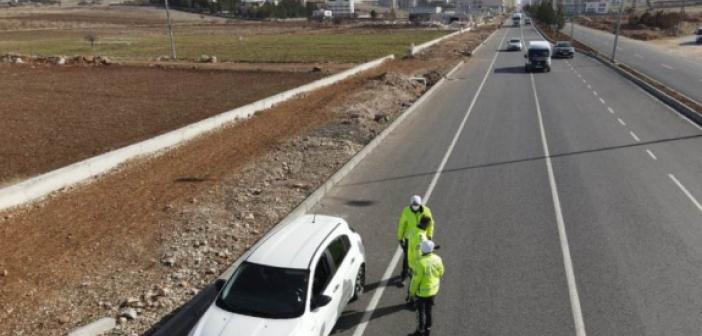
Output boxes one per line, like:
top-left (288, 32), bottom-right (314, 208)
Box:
top-left (327, 0), bottom-right (355, 15)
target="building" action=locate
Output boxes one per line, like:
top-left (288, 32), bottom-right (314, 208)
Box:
top-left (327, 0), bottom-right (355, 15)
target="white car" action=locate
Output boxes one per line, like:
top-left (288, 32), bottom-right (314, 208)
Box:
top-left (189, 215), bottom-right (366, 336)
top-left (507, 38), bottom-right (523, 51)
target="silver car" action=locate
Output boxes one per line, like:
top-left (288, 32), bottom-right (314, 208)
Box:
top-left (507, 38), bottom-right (523, 51)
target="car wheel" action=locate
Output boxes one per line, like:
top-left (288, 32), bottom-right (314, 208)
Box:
top-left (350, 264), bottom-right (366, 302)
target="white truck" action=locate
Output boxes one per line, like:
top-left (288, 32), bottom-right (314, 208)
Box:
top-left (512, 13), bottom-right (522, 26)
top-left (524, 41), bottom-right (552, 72)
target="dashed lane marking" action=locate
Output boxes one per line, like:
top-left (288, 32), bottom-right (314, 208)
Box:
top-left (646, 149), bottom-right (658, 160)
top-left (669, 174), bottom-right (702, 214)
top-left (630, 131), bottom-right (640, 142)
top-left (618, 118), bottom-right (626, 126)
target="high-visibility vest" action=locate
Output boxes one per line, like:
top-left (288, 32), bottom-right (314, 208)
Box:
top-left (410, 253), bottom-right (444, 298)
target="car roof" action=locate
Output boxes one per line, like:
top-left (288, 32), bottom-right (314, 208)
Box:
top-left (528, 41), bottom-right (551, 49)
top-left (246, 214), bottom-right (345, 269)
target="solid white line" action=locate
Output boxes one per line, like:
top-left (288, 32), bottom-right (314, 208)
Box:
top-left (530, 74), bottom-right (587, 336)
top-left (646, 149), bottom-right (658, 160)
top-left (599, 98), bottom-right (606, 105)
top-left (607, 107), bottom-right (615, 114)
top-left (351, 28), bottom-right (508, 336)
top-left (661, 63), bottom-right (674, 70)
top-left (630, 131), bottom-right (640, 142)
top-left (617, 118), bottom-right (627, 126)
top-left (669, 174), bottom-right (702, 214)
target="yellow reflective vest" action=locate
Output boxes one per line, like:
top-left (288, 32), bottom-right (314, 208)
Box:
top-left (396, 205), bottom-right (434, 242)
top-left (407, 230), bottom-right (427, 271)
top-left (410, 253), bottom-right (444, 298)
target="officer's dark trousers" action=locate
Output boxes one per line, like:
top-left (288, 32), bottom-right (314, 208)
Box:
top-left (401, 241), bottom-right (409, 279)
top-left (416, 296), bottom-right (435, 333)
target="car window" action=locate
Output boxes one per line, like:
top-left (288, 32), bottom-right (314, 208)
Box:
top-left (312, 253), bottom-right (333, 297)
top-left (216, 262), bottom-right (308, 319)
top-left (327, 235), bottom-right (351, 268)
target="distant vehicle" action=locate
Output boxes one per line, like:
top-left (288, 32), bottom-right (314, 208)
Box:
top-left (696, 27), bottom-right (702, 44)
top-left (507, 38), bottom-right (523, 51)
top-left (512, 13), bottom-right (522, 26)
top-left (553, 41), bottom-right (575, 58)
top-left (525, 41), bottom-right (552, 72)
top-left (188, 215), bottom-right (366, 336)
top-left (525, 17), bottom-right (531, 25)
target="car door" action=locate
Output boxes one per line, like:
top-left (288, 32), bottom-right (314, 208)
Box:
top-left (309, 250), bottom-right (338, 336)
top-left (326, 235), bottom-right (355, 313)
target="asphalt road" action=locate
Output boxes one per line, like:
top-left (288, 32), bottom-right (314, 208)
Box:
top-left (318, 24), bottom-right (702, 335)
top-left (563, 22), bottom-right (702, 104)
top-left (152, 24), bottom-right (702, 335)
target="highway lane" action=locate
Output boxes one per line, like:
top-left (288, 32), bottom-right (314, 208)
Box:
top-left (563, 22), bottom-right (702, 105)
top-left (320, 23), bottom-right (702, 335)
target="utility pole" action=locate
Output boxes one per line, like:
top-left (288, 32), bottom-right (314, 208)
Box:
top-left (676, 0), bottom-right (686, 36)
top-left (611, 0), bottom-right (625, 62)
top-left (164, 0), bottom-right (177, 60)
top-left (570, 0), bottom-right (577, 42)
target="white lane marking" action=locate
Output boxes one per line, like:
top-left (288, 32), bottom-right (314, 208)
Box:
top-left (618, 118), bottom-right (627, 126)
top-left (577, 74), bottom-right (581, 78)
top-left (351, 28), bottom-right (508, 336)
top-left (593, 91), bottom-right (598, 97)
top-left (646, 149), bottom-right (658, 160)
top-left (634, 54), bottom-right (644, 59)
top-left (661, 63), bottom-right (674, 70)
top-left (530, 74), bottom-right (587, 336)
top-left (669, 174), bottom-right (702, 214)
top-left (630, 131), bottom-right (640, 142)
top-left (599, 98), bottom-right (606, 105)
top-left (587, 84), bottom-right (592, 89)
top-left (607, 107), bottom-right (615, 114)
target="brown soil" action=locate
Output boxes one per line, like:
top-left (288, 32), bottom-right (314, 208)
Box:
top-left (0, 64), bottom-right (323, 184)
top-left (0, 25), bottom-right (499, 336)
top-left (575, 12), bottom-right (702, 41)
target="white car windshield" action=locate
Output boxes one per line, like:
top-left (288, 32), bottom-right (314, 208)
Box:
top-left (216, 262), bottom-right (309, 319)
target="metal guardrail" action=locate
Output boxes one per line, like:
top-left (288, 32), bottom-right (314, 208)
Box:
top-left (648, 0), bottom-right (702, 8)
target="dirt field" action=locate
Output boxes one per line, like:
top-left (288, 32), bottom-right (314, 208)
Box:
top-left (576, 11), bottom-right (702, 41)
top-left (0, 64), bottom-right (323, 185)
top-left (0, 24), bottom-right (499, 336)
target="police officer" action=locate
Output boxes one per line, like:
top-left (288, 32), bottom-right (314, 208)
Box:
top-left (409, 240), bottom-right (444, 336)
top-left (397, 195), bottom-right (434, 284)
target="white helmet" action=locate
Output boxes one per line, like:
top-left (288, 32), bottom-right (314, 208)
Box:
top-left (410, 195), bottom-right (422, 206)
top-left (421, 240), bottom-right (435, 254)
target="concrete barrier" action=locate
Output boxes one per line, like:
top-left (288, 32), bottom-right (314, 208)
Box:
top-left (0, 55), bottom-right (394, 212)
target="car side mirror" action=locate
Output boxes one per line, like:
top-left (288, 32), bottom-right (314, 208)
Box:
top-left (312, 295), bottom-right (332, 309)
top-left (215, 279), bottom-right (226, 291)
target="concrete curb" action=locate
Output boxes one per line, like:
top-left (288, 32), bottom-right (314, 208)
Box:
top-left (66, 26), bottom-right (498, 336)
top-left (532, 23), bottom-right (702, 127)
top-left (0, 55), bottom-right (394, 213)
top-left (67, 318), bottom-right (116, 336)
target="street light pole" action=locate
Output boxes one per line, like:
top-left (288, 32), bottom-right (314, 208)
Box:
top-left (164, 0), bottom-right (177, 60)
top-left (570, 0), bottom-right (576, 42)
top-left (611, 0), bottom-right (625, 62)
